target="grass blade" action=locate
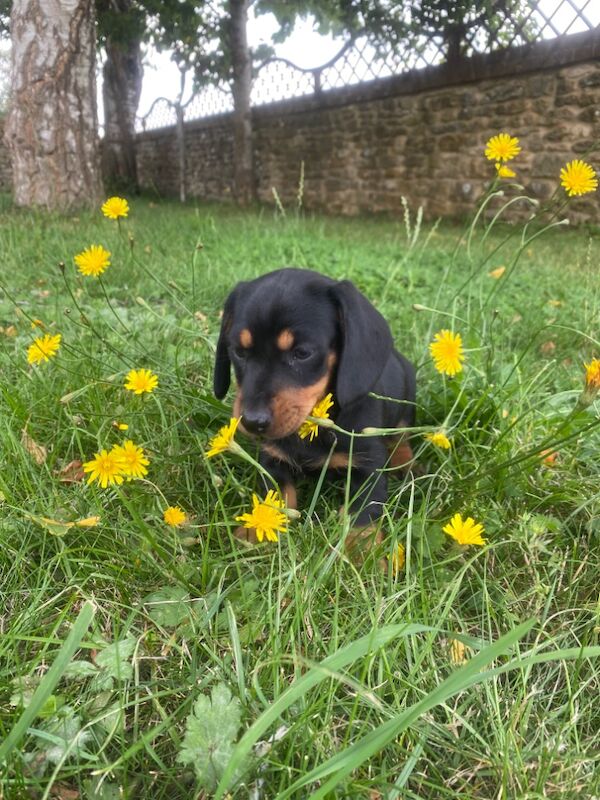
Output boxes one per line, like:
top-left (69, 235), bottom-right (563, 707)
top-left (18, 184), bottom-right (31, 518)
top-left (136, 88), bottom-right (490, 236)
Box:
top-left (0, 600), bottom-right (95, 765)
top-left (214, 622), bottom-right (434, 798)
top-left (280, 619), bottom-right (536, 798)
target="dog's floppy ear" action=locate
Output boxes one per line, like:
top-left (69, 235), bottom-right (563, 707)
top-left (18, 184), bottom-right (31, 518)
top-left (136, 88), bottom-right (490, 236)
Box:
top-left (330, 280), bottom-right (394, 407)
top-left (213, 285), bottom-right (245, 400)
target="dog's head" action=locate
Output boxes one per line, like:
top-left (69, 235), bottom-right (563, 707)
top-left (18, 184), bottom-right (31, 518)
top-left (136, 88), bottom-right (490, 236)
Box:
top-left (213, 268), bottom-right (393, 439)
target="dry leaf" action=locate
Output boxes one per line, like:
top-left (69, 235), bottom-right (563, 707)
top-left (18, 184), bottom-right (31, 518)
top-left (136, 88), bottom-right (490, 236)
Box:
top-left (449, 638), bottom-right (472, 665)
top-left (21, 429), bottom-right (47, 465)
top-left (488, 266), bottom-right (506, 279)
top-left (2, 324), bottom-right (17, 337)
top-left (74, 516), bottom-right (101, 527)
top-left (548, 299), bottom-right (563, 307)
top-left (540, 341), bottom-right (556, 356)
top-left (49, 784), bottom-right (80, 800)
top-left (55, 460), bottom-right (85, 484)
top-left (28, 514), bottom-right (100, 536)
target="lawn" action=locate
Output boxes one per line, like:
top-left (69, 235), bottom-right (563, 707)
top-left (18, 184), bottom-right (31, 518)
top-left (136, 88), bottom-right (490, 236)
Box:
top-left (0, 190), bottom-right (599, 799)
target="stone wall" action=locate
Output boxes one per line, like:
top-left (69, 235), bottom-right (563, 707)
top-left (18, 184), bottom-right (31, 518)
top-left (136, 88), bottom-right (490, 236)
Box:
top-left (0, 116), bottom-right (12, 192)
top-left (141, 29), bottom-right (599, 222)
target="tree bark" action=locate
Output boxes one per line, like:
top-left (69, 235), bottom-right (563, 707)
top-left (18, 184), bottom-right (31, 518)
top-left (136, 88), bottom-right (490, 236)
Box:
top-left (4, 0), bottom-right (102, 211)
top-left (101, 0), bottom-right (143, 192)
top-left (229, 0), bottom-right (255, 205)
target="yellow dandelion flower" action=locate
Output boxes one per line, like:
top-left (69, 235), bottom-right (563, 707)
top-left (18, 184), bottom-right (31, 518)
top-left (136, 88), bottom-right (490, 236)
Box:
top-left (164, 506), bottom-right (187, 527)
top-left (235, 489), bottom-right (288, 543)
top-left (74, 245), bottom-right (111, 278)
top-left (584, 358), bottom-right (600, 390)
top-left (27, 333), bottom-right (61, 365)
top-left (298, 393), bottom-right (334, 441)
top-left (111, 440), bottom-right (149, 480)
top-left (580, 357), bottom-right (600, 407)
top-left (495, 163), bottom-right (516, 179)
top-left (443, 513), bottom-right (486, 546)
top-left (112, 421), bottom-right (129, 431)
top-left (102, 196), bottom-right (129, 219)
top-left (560, 160), bottom-right (597, 197)
top-left (425, 431), bottom-right (451, 450)
top-left (124, 368), bottom-right (158, 395)
top-left (429, 330), bottom-right (465, 377)
top-left (540, 448), bottom-right (558, 467)
top-left (83, 448), bottom-right (126, 488)
top-left (485, 133), bottom-right (521, 163)
top-left (206, 417), bottom-right (241, 458)
top-left (391, 543), bottom-right (405, 574)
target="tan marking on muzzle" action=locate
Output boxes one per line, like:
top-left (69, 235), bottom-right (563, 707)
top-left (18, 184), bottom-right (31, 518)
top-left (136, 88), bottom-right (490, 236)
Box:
top-left (269, 371), bottom-right (331, 439)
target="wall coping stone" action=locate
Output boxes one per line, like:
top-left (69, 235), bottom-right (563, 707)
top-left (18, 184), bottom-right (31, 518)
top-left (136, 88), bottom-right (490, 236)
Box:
top-left (136, 28), bottom-right (600, 137)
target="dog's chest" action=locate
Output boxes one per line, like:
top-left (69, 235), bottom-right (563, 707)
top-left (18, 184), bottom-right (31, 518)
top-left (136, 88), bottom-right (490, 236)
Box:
top-left (262, 427), bottom-right (350, 474)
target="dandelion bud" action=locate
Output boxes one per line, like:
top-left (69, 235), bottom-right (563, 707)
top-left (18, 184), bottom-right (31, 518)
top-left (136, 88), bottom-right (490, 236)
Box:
top-left (412, 304), bottom-right (427, 312)
top-left (361, 427), bottom-right (379, 436)
top-left (211, 474), bottom-right (223, 488)
top-left (316, 416), bottom-right (335, 429)
top-left (58, 261), bottom-right (65, 273)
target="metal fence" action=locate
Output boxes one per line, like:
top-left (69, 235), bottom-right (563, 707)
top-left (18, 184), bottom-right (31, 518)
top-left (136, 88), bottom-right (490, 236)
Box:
top-left (136, 0), bottom-right (600, 132)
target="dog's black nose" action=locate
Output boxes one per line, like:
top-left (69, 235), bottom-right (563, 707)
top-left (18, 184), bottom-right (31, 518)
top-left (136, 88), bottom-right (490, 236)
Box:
top-left (241, 411), bottom-right (271, 435)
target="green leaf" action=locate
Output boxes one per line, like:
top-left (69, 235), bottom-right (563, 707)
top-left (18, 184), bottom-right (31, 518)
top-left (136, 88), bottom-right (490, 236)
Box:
top-left (63, 660), bottom-right (100, 680)
top-left (144, 586), bottom-right (192, 628)
top-left (178, 683), bottom-right (244, 791)
top-left (33, 705), bottom-right (92, 766)
top-left (9, 675), bottom-right (39, 708)
top-left (84, 777), bottom-right (122, 800)
top-left (92, 636), bottom-right (137, 690)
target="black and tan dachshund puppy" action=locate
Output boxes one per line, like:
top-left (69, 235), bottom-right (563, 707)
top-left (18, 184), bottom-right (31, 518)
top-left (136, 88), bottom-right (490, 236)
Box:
top-left (214, 268), bottom-right (416, 553)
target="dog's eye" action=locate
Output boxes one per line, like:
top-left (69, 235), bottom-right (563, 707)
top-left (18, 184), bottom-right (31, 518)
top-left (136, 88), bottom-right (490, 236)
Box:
top-left (292, 346), bottom-right (313, 361)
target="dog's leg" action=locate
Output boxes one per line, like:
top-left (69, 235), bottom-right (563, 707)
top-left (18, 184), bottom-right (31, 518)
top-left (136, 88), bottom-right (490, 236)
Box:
top-left (387, 421), bottom-right (415, 471)
top-left (341, 441), bottom-right (389, 564)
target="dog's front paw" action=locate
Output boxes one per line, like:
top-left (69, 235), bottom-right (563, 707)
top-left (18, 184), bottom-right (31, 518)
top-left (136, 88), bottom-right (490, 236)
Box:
top-left (233, 525), bottom-right (260, 545)
top-left (342, 518), bottom-right (386, 571)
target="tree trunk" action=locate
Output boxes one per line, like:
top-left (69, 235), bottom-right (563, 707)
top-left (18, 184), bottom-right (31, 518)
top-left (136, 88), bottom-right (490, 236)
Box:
top-left (229, 0), bottom-right (255, 205)
top-left (101, 2), bottom-right (143, 192)
top-left (5, 0), bottom-right (102, 210)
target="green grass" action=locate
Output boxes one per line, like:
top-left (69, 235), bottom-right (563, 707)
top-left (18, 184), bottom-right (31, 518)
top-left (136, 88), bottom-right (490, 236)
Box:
top-left (0, 192), bottom-right (599, 799)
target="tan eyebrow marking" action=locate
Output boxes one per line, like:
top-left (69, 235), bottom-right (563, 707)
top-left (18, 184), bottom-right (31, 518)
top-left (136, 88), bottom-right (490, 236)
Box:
top-left (239, 328), bottom-right (253, 348)
top-left (277, 329), bottom-right (294, 350)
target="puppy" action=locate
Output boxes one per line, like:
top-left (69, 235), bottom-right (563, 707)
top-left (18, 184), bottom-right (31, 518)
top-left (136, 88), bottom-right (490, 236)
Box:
top-left (213, 268), bottom-right (416, 552)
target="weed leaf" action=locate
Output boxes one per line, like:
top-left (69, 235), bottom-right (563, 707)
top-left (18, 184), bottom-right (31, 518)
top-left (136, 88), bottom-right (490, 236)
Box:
top-left (178, 683), bottom-right (244, 791)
